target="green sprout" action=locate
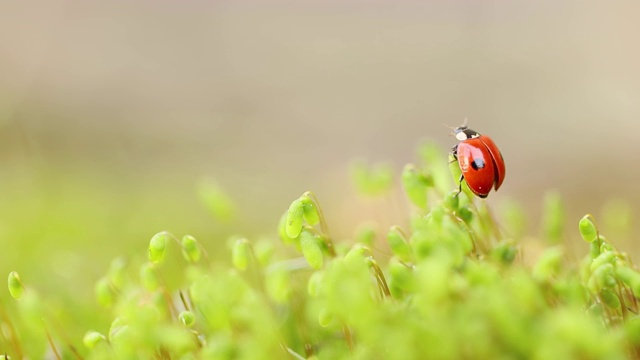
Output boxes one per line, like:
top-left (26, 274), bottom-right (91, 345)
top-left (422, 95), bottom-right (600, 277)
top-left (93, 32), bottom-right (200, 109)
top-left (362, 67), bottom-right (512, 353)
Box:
top-left (148, 231), bottom-right (169, 264)
top-left (7, 272), bottom-right (24, 300)
top-left (299, 228), bottom-right (324, 270)
top-left (231, 238), bottom-right (250, 271)
top-left (181, 235), bottom-right (202, 263)
top-left (286, 198), bottom-right (305, 239)
top-left (4, 140), bottom-right (640, 359)
top-left (579, 214), bottom-right (598, 243)
top-left (83, 331), bottom-right (107, 349)
top-left (178, 311), bottom-right (196, 327)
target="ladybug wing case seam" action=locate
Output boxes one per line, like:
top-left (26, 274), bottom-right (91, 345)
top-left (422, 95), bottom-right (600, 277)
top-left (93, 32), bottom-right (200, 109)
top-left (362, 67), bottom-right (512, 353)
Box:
top-left (478, 136), bottom-right (506, 191)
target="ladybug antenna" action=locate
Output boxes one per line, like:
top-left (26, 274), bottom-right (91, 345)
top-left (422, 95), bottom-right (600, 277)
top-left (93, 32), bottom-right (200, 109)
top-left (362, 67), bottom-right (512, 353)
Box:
top-left (443, 118), bottom-right (469, 132)
top-left (442, 123), bottom-right (459, 137)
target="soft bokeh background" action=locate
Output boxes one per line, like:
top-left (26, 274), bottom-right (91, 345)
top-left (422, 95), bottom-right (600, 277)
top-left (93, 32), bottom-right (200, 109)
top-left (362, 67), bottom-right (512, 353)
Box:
top-left (1, 0), bottom-right (639, 307)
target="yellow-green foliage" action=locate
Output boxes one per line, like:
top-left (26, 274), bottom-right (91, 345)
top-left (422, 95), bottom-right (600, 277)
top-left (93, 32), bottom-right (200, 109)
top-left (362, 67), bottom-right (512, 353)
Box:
top-left (3, 142), bottom-right (640, 359)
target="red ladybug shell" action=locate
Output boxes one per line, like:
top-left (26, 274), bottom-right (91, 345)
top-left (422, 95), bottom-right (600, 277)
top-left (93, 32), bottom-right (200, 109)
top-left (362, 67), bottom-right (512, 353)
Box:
top-left (454, 130), bottom-right (505, 198)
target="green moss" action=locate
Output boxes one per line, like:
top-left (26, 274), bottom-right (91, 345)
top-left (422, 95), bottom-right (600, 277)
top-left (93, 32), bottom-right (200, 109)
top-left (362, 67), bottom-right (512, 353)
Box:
top-left (4, 141), bottom-right (640, 359)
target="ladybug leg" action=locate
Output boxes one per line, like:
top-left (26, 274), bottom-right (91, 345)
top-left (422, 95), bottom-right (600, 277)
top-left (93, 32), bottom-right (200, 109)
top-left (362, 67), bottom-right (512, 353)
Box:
top-left (451, 144), bottom-right (463, 197)
top-left (454, 174), bottom-right (464, 197)
top-left (449, 144), bottom-right (459, 164)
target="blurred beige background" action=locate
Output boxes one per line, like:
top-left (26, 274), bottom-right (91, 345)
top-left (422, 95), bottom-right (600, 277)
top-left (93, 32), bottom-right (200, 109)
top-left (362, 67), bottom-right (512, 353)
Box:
top-left (1, 0), bottom-right (640, 285)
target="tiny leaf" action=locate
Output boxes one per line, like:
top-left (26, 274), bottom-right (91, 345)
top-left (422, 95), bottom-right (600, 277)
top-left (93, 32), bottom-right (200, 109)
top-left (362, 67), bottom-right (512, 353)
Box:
top-left (579, 215), bottom-right (598, 243)
top-left (179, 311), bottom-right (196, 327)
top-left (301, 193), bottom-right (320, 226)
top-left (299, 230), bottom-right (323, 269)
top-left (8, 271), bottom-right (24, 300)
top-left (149, 231), bottom-right (169, 264)
top-left (83, 331), bottom-right (106, 349)
top-left (286, 199), bottom-right (305, 239)
top-left (181, 235), bottom-right (202, 263)
top-left (232, 238), bottom-right (250, 271)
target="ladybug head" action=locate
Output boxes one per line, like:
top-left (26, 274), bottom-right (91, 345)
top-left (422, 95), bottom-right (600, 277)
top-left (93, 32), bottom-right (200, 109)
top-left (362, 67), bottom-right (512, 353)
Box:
top-left (453, 125), bottom-right (481, 141)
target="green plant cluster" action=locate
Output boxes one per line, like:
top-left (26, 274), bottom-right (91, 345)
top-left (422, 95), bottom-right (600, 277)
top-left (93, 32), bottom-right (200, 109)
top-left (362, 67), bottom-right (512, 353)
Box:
top-left (2, 143), bottom-right (640, 359)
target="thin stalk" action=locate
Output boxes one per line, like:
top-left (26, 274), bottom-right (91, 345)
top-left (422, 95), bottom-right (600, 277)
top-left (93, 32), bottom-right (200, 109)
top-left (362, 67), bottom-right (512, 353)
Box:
top-left (179, 290), bottom-right (191, 312)
top-left (0, 303), bottom-right (23, 359)
top-left (368, 258), bottom-right (391, 298)
top-left (304, 191), bottom-right (336, 257)
top-left (43, 320), bottom-right (62, 360)
top-left (342, 323), bottom-right (354, 354)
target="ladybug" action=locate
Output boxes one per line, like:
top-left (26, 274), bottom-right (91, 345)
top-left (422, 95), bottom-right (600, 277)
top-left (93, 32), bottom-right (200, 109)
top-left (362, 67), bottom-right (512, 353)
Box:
top-left (451, 123), bottom-right (505, 198)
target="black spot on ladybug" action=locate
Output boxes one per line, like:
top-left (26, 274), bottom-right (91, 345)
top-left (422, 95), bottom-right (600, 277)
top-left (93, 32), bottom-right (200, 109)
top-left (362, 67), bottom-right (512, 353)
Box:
top-left (471, 158), bottom-right (485, 170)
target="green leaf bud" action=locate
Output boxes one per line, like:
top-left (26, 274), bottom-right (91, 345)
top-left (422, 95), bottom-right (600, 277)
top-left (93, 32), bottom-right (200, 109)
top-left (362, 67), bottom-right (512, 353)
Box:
top-left (148, 231), bottom-right (169, 264)
top-left (140, 263), bottom-right (160, 291)
top-left (299, 229), bottom-right (323, 269)
top-left (83, 331), bottom-right (106, 349)
top-left (300, 193), bottom-right (320, 226)
top-left (491, 242), bottom-right (517, 265)
top-left (599, 288), bottom-right (621, 309)
top-left (95, 276), bottom-right (114, 308)
top-left (286, 198), bottom-right (304, 239)
top-left (179, 311), bottom-right (196, 327)
top-left (278, 212), bottom-right (297, 245)
top-left (181, 235), bottom-right (202, 263)
top-left (232, 238), bottom-right (250, 271)
top-left (590, 252), bottom-right (616, 272)
top-left (7, 271), bottom-right (24, 300)
top-left (590, 263), bottom-right (616, 291)
top-left (579, 215), bottom-right (598, 243)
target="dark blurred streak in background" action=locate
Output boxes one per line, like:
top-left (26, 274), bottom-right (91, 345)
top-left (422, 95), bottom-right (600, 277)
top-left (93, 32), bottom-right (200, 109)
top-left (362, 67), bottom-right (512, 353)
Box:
top-left (1, 0), bottom-right (639, 283)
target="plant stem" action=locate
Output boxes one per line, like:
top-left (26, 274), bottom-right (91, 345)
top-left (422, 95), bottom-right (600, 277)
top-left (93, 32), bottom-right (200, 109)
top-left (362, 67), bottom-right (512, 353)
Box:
top-left (43, 320), bottom-right (62, 360)
top-left (0, 303), bottom-right (23, 359)
top-left (305, 191), bottom-right (336, 257)
top-left (368, 258), bottom-right (391, 298)
top-left (342, 323), bottom-right (354, 353)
